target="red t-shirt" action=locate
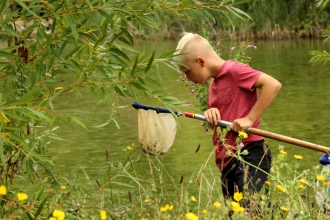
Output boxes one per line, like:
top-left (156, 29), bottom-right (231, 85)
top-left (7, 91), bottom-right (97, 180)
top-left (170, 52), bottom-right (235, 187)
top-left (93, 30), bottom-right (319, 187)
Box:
top-left (208, 60), bottom-right (264, 171)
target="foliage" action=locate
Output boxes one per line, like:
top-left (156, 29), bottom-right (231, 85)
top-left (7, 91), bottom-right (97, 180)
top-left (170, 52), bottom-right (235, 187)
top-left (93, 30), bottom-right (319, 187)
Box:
top-left (309, 0), bottom-right (330, 70)
top-left (0, 0), bottom-right (252, 218)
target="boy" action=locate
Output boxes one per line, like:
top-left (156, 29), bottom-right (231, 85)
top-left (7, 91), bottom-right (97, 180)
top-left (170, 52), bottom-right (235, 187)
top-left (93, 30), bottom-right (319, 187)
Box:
top-left (175, 33), bottom-right (281, 198)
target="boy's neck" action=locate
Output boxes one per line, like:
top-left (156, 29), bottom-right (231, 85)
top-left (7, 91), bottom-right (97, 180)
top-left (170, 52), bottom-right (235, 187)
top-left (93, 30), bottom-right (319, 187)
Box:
top-left (210, 56), bottom-right (226, 78)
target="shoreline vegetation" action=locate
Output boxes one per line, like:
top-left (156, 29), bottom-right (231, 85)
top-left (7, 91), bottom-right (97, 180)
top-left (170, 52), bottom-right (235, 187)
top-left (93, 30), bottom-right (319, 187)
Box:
top-left (1, 0), bottom-right (330, 219)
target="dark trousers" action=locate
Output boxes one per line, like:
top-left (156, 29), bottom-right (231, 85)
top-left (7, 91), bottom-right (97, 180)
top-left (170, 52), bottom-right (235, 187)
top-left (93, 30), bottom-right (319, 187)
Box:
top-left (221, 140), bottom-right (272, 198)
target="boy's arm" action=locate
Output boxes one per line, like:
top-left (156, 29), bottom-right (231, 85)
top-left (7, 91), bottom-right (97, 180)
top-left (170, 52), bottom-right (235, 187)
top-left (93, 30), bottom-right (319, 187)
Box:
top-left (231, 73), bottom-right (282, 132)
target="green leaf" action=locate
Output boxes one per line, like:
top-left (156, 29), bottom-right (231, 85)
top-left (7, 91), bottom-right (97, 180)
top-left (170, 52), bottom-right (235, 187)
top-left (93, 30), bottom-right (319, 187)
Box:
top-left (69, 17), bottom-right (78, 41)
top-left (145, 77), bottom-right (163, 87)
top-left (94, 121), bottom-right (110, 128)
top-left (130, 54), bottom-right (140, 76)
top-left (112, 118), bottom-right (120, 129)
top-left (145, 51), bottom-right (155, 73)
top-left (34, 197), bottom-right (48, 219)
top-left (15, 0), bottom-right (42, 20)
top-left (86, 0), bottom-right (93, 10)
top-left (0, 0), bottom-right (9, 15)
top-left (64, 46), bottom-right (81, 60)
top-left (70, 116), bottom-right (88, 130)
top-left (0, 50), bottom-right (19, 59)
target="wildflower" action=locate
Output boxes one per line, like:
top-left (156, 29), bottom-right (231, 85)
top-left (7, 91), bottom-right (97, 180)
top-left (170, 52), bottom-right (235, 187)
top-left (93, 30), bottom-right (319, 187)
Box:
top-left (126, 146), bottom-right (133, 150)
top-left (53, 209), bottom-right (65, 220)
top-left (17, 192), bottom-right (28, 201)
top-left (213, 201), bottom-right (222, 208)
top-left (202, 209), bottom-right (207, 214)
top-left (185, 212), bottom-right (198, 220)
top-left (238, 131), bottom-right (248, 139)
top-left (205, 127), bottom-right (209, 132)
top-left (294, 155), bottom-right (303, 160)
top-left (230, 47), bottom-right (235, 51)
top-left (160, 206), bottom-right (167, 212)
top-left (144, 199), bottom-right (149, 203)
top-left (276, 184), bottom-right (286, 193)
top-left (298, 184), bottom-right (305, 189)
top-left (0, 185), bottom-right (6, 195)
top-left (165, 204), bottom-right (173, 210)
top-left (100, 210), bottom-right (107, 220)
top-left (231, 202), bottom-right (245, 213)
top-left (209, 22), bottom-right (213, 27)
top-left (190, 90), bottom-right (195, 95)
top-left (299, 179), bottom-right (307, 184)
top-left (60, 185), bottom-right (66, 190)
top-left (323, 182), bottom-right (329, 187)
top-left (233, 192), bottom-right (243, 202)
top-left (190, 196), bottom-right (197, 202)
top-left (265, 181), bottom-right (271, 186)
top-left (316, 175), bottom-right (325, 181)
top-left (141, 218), bottom-right (149, 220)
top-left (170, 61), bottom-right (174, 65)
top-left (216, 42), bottom-right (220, 47)
top-left (253, 45), bottom-right (257, 50)
top-left (280, 207), bottom-right (288, 212)
top-left (49, 217), bottom-right (57, 220)
top-left (247, 57), bottom-right (251, 60)
top-left (280, 150), bottom-right (287, 155)
top-left (200, 95), bottom-right (203, 99)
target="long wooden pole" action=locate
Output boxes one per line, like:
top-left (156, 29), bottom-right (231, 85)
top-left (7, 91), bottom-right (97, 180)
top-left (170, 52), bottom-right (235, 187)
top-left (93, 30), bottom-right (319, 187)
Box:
top-left (184, 112), bottom-right (330, 153)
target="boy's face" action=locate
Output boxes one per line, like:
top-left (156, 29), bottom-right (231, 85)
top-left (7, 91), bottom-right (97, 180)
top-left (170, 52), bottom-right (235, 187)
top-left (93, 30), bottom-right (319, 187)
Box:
top-left (180, 57), bottom-right (209, 85)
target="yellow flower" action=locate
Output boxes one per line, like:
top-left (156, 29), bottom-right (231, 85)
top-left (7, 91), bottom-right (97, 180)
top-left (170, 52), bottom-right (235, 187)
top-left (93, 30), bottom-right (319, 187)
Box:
top-left (53, 209), bottom-right (65, 220)
top-left (202, 209), bottom-right (207, 214)
top-left (144, 199), bottom-right (149, 203)
top-left (49, 217), bottom-right (57, 220)
top-left (165, 204), bottom-right (173, 210)
top-left (316, 175), bottom-right (325, 181)
top-left (238, 131), bottom-right (248, 139)
top-left (17, 192), bottom-right (28, 201)
top-left (127, 146), bottom-right (133, 150)
top-left (160, 206), bottom-right (167, 212)
top-left (185, 212), bottom-right (198, 220)
top-left (280, 207), bottom-right (289, 212)
top-left (190, 196), bottom-right (197, 202)
top-left (231, 202), bottom-right (245, 213)
top-left (213, 201), bottom-right (222, 208)
top-left (60, 185), bottom-right (66, 190)
top-left (0, 185), bottom-right (7, 195)
top-left (323, 182), bottom-right (329, 187)
top-left (294, 155), bottom-right (303, 160)
top-left (265, 181), bottom-right (271, 186)
top-left (100, 210), bottom-right (107, 220)
top-left (233, 192), bottom-right (243, 202)
top-left (276, 184), bottom-right (286, 193)
top-left (298, 184), bottom-right (305, 189)
top-left (280, 150), bottom-right (287, 155)
top-left (141, 218), bottom-right (148, 220)
top-left (299, 179), bottom-right (307, 184)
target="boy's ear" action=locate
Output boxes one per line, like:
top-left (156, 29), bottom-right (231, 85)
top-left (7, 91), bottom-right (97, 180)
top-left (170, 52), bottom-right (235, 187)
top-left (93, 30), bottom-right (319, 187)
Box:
top-left (196, 56), bottom-right (205, 66)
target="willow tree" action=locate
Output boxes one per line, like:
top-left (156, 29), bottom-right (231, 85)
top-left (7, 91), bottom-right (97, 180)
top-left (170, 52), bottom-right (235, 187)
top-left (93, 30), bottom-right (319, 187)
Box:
top-left (0, 0), bottom-right (250, 218)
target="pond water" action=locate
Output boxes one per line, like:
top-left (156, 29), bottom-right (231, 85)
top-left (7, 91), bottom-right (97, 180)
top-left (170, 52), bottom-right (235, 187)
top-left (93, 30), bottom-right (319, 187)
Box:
top-left (45, 38), bottom-right (330, 191)
top-left (3, 38), bottom-right (330, 196)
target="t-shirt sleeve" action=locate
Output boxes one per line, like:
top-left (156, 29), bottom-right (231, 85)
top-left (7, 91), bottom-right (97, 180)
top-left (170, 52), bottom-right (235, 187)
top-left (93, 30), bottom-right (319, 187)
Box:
top-left (231, 62), bottom-right (263, 91)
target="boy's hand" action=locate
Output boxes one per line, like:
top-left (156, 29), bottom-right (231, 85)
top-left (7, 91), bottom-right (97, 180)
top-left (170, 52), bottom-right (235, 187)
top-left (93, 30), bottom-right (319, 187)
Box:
top-left (204, 108), bottom-right (221, 127)
top-left (231, 117), bottom-right (253, 132)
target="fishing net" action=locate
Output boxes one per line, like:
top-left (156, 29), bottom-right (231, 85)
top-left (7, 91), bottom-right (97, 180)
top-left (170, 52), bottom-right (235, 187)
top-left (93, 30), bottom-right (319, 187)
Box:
top-left (137, 109), bottom-right (177, 156)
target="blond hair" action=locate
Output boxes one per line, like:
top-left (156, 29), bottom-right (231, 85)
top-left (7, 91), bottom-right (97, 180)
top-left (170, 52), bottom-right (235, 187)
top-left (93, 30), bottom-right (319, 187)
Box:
top-left (175, 33), bottom-right (216, 63)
